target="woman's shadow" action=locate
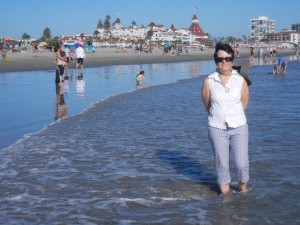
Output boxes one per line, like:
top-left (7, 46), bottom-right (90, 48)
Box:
top-left (156, 148), bottom-right (219, 194)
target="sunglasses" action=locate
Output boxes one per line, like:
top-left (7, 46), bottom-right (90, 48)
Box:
top-left (216, 57), bottom-right (233, 63)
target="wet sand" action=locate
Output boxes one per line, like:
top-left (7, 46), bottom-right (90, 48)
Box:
top-left (0, 47), bottom-right (295, 73)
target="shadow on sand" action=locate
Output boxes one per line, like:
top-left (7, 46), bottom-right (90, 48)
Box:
top-left (156, 148), bottom-right (219, 194)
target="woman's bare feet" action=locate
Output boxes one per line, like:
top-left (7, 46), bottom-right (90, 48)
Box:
top-left (220, 184), bottom-right (230, 194)
top-left (239, 182), bottom-right (248, 192)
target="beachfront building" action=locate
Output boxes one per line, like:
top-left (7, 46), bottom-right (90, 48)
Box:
top-left (94, 14), bottom-right (208, 46)
top-left (267, 29), bottom-right (300, 46)
top-left (172, 28), bottom-right (191, 43)
top-left (110, 18), bottom-right (147, 41)
top-left (95, 17), bottom-right (147, 46)
top-left (250, 16), bottom-right (275, 40)
top-left (189, 14), bottom-right (207, 38)
top-left (291, 24), bottom-right (300, 32)
top-left (148, 24), bottom-right (176, 43)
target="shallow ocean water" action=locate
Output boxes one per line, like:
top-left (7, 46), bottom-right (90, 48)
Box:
top-left (0, 60), bottom-right (214, 150)
top-left (0, 59), bottom-right (299, 224)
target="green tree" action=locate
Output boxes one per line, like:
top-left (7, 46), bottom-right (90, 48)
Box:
top-left (104, 15), bottom-right (111, 31)
top-left (42, 27), bottom-right (51, 41)
top-left (22, 32), bottom-right (31, 40)
top-left (131, 21), bottom-right (137, 27)
top-left (226, 36), bottom-right (237, 45)
top-left (97, 19), bottom-right (103, 29)
top-left (147, 22), bottom-right (155, 38)
top-left (48, 37), bottom-right (60, 46)
top-left (206, 33), bottom-right (211, 40)
top-left (94, 30), bottom-right (100, 37)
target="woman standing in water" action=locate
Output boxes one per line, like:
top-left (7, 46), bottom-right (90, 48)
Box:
top-left (136, 70), bottom-right (145, 87)
top-left (53, 44), bottom-right (66, 86)
top-left (201, 43), bottom-right (250, 194)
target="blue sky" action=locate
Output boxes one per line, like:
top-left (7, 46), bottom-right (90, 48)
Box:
top-left (1, 0), bottom-right (299, 40)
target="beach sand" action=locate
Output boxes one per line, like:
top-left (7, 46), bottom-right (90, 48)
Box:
top-left (0, 47), bottom-right (295, 73)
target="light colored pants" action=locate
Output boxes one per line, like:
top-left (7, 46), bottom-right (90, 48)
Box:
top-left (208, 124), bottom-right (249, 185)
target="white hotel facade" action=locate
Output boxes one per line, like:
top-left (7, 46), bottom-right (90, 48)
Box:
top-left (94, 14), bottom-right (208, 47)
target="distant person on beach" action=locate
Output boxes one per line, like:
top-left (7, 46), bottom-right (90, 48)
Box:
top-left (272, 64), bottom-right (280, 74)
top-left (54, 45), bottom-right (66, 86)
top-left (1, 47), bottom-right (7, 62)
top-left (76, 45), bottom-right (85, 71)
top-left (269, 47), bottom-right (273, 57)
top-left (277, 56), bottom-right (287, 74)
top-left (136, 70), bottom-right (145, 87)
top-left (249, 47), bottom-right (254, 67)
top-left (139, 45), bottom-right (144, 58)
top-left (273, 47), bottom-right (277, 57)
top-left (69, 46), bottom-right (75, 63)
top-left (201, 43), bottom-right (250, 195)
top-left (63, 45), bottom-right (70, 77)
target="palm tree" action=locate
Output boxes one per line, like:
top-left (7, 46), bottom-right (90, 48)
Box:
top-left (42, 27), bottom-right (51, 42)
top-left (22, 33), bottom-right (31, 40)
top-left (80, 33), bottom-right (85, 41)
top-left (131, 21), bottom-right (137, 27)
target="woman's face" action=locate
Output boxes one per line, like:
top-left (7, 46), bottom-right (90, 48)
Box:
top-left (216, 50), bottom-right (233, 74)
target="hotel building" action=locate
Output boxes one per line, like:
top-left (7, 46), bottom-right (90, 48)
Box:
top-left (250, 16), bottom-right (275, 40)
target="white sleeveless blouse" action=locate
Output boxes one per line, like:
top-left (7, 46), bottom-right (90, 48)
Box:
top-left (207, 70), bottom-right (247, 129)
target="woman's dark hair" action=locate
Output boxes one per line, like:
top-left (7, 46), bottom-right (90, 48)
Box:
top-left (213, 42), bottom-right (235, 64)
top-left (54, 45), bottom-right (60, 53)
top-left (136, 70), bottom-right (145, 77)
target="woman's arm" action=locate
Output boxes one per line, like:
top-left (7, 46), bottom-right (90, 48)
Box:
top-left (201, 77), bottom-right (211, 113)
top-left (56, 51), bottom-right (64, 61)
top-left (53, 52), bottom-right (56, 64)
top-left (241, 79), bottom-right (249, 110)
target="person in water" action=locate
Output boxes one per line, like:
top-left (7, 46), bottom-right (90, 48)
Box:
top-left (202, 43), bottom-right (250, 195)
top-left (277, 57), bottom-right (287, 74)
top-left (136, 71), bottom-right (145, 86)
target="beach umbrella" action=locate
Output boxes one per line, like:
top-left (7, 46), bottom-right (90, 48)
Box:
top-left (4, 37), bottom-right (14, 42)
top-left (39, 41), bottom-right (47, 47)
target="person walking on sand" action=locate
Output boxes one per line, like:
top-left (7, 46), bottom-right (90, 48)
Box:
top-left (76, 45), bottom-right (85, 71)
top-left (201, 43), bottom-right (250, 195)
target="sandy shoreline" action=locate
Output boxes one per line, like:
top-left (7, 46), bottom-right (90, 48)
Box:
top-left (0, 47), bottom-right (295, 73)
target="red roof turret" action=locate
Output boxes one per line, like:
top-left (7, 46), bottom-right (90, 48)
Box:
top-left (189, 14), bottom-right (206, 37)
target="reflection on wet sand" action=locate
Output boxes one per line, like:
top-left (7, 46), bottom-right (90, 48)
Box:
top-left (55, 84), bottom-right (67, 120)
top-left (76, 72), bottom-right (85, 99)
